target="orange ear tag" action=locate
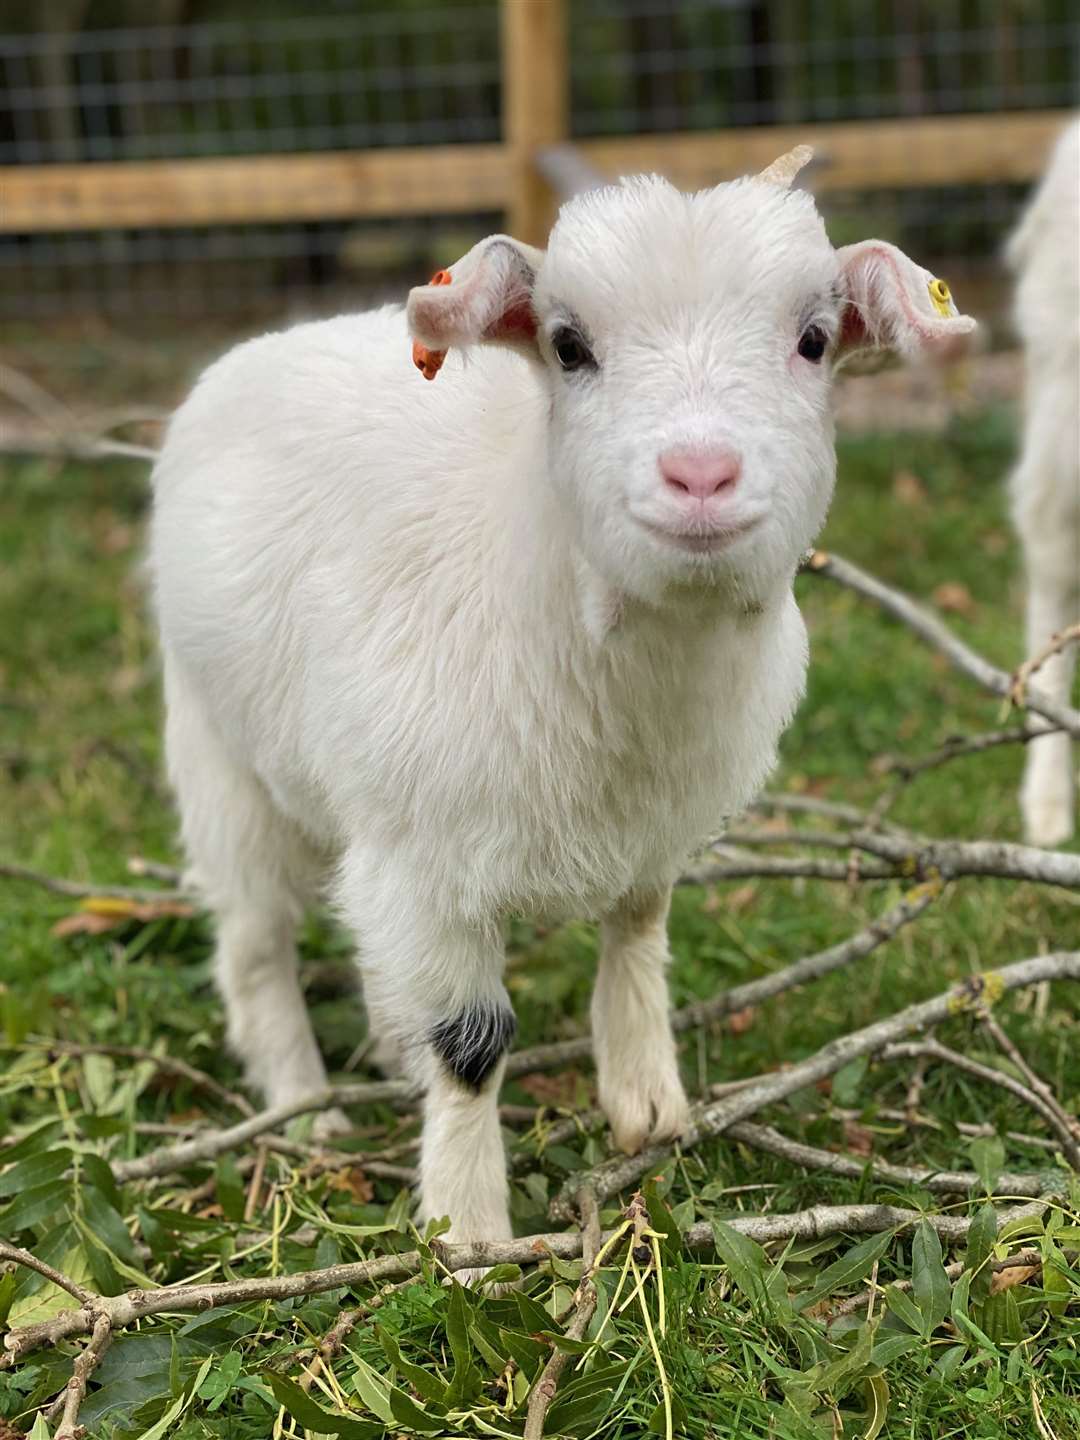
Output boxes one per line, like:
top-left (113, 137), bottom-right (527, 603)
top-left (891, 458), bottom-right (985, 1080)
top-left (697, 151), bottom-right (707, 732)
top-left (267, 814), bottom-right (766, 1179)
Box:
top-left (412, 268), bottom-right (452, 381)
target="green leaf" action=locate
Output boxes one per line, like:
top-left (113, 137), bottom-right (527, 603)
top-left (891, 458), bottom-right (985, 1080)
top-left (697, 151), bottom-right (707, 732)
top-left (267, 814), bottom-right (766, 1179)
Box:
top-left (831, 1055), bottom-right (868, 1106)
top-left (967, 1136), bottom-right (1006, 1196)
top-left (350, 1354), bottom-right (396, 1424)
top-left (647, 1392), bottom-right (689, 1433)
top-left (0, 1148), bottom-right (72, 1198)
top-left (214, 1154), bottom-right (246, 1224)
top-left (795, 1230), bottom-right (894, 1312)
top-left (860, 1373), bottom-right (890, 1440)
top-left (131, 1355), bottom-right (214, 1440)
top-left (388, 1387), bottom-right (444, 1432)
top-left (964, 1202), bottom-right (998, 1304)
top-left (83, 1052), bottom-right (116, 1110)
top-left (0, 1119), bottom-right (62, 1168)
top-left (712, 1220), bottom-right (791, 1319)
top-left (376, 1326), bottom-right (449, 1404)
top-left (883, 1284), bottom-right (925, 1336)
top-left (934, 1344), bottom-right (967, 1379)
top-left (870, 1332), bottom-right (922, 1367)
top-left (263, 1371), bottom-right (381, 1438)
top-left (2, 1179), bottom-right (73, 1232)
top-left (27, 1416), bottom-right (52, 1440)
top-left (911, 1222), bottom-right (951, 1333)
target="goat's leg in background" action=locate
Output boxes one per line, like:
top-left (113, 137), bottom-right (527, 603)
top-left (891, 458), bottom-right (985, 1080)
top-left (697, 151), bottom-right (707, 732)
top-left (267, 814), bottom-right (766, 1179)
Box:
top-left (338, 847), bottom-right (515, 1262)
top-left (1014, 421), bottom-right (1079, 848)
top-left (1019, 556), bottom-right (1078, 847)
top-left (592, 887), bottom-right (690, 1155)
top-left (164, 659), bottom-right (350, 1138)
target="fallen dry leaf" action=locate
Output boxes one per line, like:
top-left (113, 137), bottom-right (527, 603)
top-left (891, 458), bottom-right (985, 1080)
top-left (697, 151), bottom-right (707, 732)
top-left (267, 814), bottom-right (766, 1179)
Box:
top-left (52, 895), bottom-right (195, 940)
top-left (51, 911), bottom-right (125, 939)
top-left (932, 581), bottom-right (976, 617)
top-left (841, 1118), bottom-right (875, 1156)
top-left (892, 468), bottom-right (927, 505)
top-left (989, 1262), bottom-right (1041, 1295)
top-left (727, 1007), bottom-right (756, 1035)
top-left (323, 1167), bottom-right (375, 1204)
top-left (517, 1070), bottom-right (585, 1107)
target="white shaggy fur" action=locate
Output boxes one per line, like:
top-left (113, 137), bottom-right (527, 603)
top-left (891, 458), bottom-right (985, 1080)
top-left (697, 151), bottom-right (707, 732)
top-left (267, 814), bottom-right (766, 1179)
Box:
top-left (149, 162), bottom-right (973, 1263)
top-left (1006, 116), bottom-right (1080, 847)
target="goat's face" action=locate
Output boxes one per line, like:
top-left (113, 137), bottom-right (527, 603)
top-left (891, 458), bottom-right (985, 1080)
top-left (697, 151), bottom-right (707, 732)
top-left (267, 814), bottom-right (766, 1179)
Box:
top-left (407, 159), bottom-right (975, 608)
top-left (536, 176), bottom-right (840, 604)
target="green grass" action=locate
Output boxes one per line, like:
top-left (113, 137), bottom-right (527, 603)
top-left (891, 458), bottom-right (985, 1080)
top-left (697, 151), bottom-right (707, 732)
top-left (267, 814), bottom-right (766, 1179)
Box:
top-left (1, 409), bottom-right (1078, 1439)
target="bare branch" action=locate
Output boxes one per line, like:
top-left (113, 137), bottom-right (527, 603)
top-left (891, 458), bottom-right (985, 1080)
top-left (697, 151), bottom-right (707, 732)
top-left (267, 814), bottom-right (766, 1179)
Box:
top-left (0, 861), bottom-right (187, 905)
top-left (803, 549), bottom-right (1080, 737)
top-left (978, 1008), bottom-right (1080, 1146)
top-left (879, 1038), bottom-right (1080, 1170)
top-left (694, 829), bottom-right (1080, 891)
top-left (0, 1242), bottom-right (95, 1306)
top-left (725, 1121), bottom-right (1049, 1197)
top-left (53, 1312), bottom-right (112, 1440)
top-left (1, 1199), bottom-right (1050, 1362)
top-left (523, 1185), bottom-right (604, 1440)
top-left (830, 1249), bottom-right (1045, 1321)
top-left (1010, 622), bottom-right (1080, 706)
top-left (551, 950), bottom-right (1080, 1216)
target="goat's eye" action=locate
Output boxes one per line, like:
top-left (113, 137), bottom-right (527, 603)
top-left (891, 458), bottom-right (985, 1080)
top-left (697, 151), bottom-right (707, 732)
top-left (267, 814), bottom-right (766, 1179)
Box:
top-left (797, 324), bottom-right (828, 363)
top-left (552, 327), bottom-right (595, 372)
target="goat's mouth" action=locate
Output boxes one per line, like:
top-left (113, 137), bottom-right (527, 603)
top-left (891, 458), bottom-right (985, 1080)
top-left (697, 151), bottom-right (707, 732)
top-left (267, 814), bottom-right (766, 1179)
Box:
top-left (634, 515), bottom-right (762, 555)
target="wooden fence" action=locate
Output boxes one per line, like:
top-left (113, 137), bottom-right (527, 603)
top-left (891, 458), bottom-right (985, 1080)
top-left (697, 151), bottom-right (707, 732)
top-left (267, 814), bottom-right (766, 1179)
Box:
top-left (0, 0), bottom-right (1071, 248)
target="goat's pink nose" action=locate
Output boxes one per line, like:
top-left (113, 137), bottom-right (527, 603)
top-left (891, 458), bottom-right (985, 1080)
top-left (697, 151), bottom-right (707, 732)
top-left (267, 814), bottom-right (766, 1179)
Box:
top-left (659, 446), bottom-right (742, 500)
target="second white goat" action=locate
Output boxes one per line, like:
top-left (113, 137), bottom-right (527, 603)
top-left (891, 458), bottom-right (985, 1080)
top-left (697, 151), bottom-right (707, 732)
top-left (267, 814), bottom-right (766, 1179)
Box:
top-left (149, 148), bottom-right (974, 1263)
top-left (1007, 116), bottom-right (1080, 847)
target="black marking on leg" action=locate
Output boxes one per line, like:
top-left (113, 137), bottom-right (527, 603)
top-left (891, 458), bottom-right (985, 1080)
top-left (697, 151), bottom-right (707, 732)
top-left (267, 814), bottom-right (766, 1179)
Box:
top-left (429, 1002), bottom-right (516, 1092)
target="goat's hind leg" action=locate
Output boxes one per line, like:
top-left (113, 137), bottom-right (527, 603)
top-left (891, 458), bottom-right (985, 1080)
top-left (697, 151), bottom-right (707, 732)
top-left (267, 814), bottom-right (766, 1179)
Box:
top-left (165, 664), bottom-right (348, 1137)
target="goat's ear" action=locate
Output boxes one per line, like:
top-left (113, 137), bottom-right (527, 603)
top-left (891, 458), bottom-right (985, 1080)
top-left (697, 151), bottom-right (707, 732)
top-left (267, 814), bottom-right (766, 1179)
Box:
top-left (407, 235), bottom-right (544, 380)
top-left (835, 240), bottom-right (976, 363)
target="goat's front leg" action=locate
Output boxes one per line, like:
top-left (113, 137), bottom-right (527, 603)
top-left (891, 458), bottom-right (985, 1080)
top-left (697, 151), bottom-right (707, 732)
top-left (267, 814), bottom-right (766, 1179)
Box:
top-left (339, 849), bottom-right (514, 1276)
top-left (593, 887), bottom-right (689, 1155)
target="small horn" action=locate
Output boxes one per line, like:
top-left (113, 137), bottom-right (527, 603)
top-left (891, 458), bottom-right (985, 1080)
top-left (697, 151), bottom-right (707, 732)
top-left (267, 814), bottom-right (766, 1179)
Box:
top-left (757, 144), bottom-right (814, 188)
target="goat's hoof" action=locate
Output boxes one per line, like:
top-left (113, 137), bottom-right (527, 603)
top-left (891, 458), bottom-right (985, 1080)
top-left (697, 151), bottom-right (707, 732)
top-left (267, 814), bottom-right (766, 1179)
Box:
top-left (604, 1075), bottom-right (690, 1156)
top-left (310, 1106), bottom-right (354, 1143)
top-left (1022, 794), bottom-right (1074, 848)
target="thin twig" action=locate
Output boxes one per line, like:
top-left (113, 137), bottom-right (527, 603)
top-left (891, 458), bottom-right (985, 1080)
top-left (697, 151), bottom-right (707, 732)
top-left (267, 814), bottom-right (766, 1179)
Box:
top-left (0, 1242), bottom-right (95, 1306)
top-left (880, 1039), bottom-right (1080, 1170)
top-left (803, 549), bottom-right (1080, 736)
top-left (0, 861), bottom-right (187, 905)
top-left (524, 1185), bottom-right (603, 1440)
top-left (830, 1250), bottom-right (1044, 1320)
top-left (725, 1121), bottom-right (1048, 1197)
top-left (976, 1011), bottom-right (1080, 1144)
top-left (550, 951), bottom-right (1080, 1216)
top-left (1010, 623), bottom-right (1080, 707)
top-left (828, 1106), bottom-right (1058, 1154)
top-left (297, 1276), bottom-right (421, 1393)
top-left (54, 1312), bottom-right (112, 1440)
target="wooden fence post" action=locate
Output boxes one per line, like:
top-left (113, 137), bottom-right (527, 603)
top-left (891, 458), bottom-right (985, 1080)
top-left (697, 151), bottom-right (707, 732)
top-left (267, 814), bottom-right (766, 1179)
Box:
top-left (501, 0), bottom-right (568, 246)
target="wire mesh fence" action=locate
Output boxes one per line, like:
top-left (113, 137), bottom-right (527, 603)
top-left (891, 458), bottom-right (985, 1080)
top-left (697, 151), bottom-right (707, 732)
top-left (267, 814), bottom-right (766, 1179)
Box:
top-left (0, 0), bottom-right (1077, 326)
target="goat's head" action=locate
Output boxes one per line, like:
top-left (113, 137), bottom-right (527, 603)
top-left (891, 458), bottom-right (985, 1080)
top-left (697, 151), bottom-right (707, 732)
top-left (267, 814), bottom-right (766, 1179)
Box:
top-left (407, 149), bottom-right (975, 606)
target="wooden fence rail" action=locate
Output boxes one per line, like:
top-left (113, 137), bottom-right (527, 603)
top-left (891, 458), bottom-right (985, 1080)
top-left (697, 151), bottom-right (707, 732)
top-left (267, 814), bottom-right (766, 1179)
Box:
top-left (0, 0), bottom-right (1070, 246)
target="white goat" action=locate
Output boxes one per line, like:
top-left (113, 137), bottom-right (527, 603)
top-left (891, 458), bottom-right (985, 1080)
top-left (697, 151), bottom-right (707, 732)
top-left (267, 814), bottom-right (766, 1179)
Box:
top-left (149, 148), bottom-right (973, 1264)
top-left (1007, 116), bottom-right (1080, 847)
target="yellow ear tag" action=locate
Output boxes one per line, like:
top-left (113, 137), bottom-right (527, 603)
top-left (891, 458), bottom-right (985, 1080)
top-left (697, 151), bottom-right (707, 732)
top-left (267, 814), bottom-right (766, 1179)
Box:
top-left (928, 277), bottom-right (953, 317)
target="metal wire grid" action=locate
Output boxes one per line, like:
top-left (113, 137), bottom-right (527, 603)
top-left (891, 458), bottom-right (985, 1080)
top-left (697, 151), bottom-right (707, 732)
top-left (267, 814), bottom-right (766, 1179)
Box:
top-left (0, 5), bottom-right (501, 165)
top-left (1, 2), bottom-right (1076, 323)
top-left (571, 0), bottom-right (1080, 135)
